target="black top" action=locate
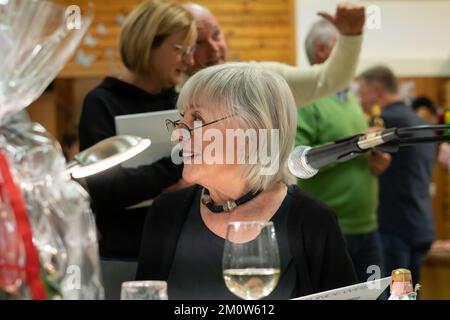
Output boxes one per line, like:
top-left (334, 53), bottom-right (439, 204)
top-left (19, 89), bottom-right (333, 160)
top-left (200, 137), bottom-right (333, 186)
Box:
top-left (136, 185), bottom-right (357, 297)
top-left (78, 77), bottom-right (183, 259)
top-left (167, 187), bottom-right (296, 300)
top-left (379, 101), bottom-right (435, 246)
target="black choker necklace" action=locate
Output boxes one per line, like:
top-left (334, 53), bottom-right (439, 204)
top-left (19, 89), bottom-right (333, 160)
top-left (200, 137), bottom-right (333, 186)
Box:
top-left (201, 188), bottom-right (261, 213)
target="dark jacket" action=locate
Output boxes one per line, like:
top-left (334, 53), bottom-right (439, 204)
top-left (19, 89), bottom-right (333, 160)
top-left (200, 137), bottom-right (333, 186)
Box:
top-left (136, 185), bottom-right (357, 297)
top-left (79, 77), bottom-right (182, 258)
top-left (379, 101), bottom-right (435, 246)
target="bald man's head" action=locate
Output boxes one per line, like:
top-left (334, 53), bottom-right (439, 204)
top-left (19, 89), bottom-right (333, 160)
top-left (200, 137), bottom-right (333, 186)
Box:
top-left (181, 3), bottom-right (212, 21)
top-left (182, 3), bottom-right (228, 75)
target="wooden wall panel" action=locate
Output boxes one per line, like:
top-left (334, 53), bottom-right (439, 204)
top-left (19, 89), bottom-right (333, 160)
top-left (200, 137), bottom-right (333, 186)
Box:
top-left (399, 77), bottom-right (450, 107)
top-left (55, 0), bottom-right (297, 78)
top-left (27, 92), bottom-right (58, 138)
top-left (433, 165), bottom-right (450, 240)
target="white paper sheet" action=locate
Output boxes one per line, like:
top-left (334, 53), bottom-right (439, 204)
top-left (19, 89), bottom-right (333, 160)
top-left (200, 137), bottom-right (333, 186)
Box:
top-left (292, 277), bottom-right (391, 300)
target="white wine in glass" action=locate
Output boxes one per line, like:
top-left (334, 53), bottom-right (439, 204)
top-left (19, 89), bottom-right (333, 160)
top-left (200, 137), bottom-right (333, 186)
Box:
top-left (223, 221), bottom-right (280, 300)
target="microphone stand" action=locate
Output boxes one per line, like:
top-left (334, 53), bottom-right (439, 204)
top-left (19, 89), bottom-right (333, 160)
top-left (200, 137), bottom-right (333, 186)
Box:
top-left (289, 124), bottom-right (450, 179)
top-left (375, 124), bottom-right (450, 153)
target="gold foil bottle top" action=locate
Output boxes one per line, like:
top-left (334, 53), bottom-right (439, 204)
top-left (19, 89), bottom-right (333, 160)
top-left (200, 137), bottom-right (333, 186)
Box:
top-left (391, 268), bottom-right (412, 282)
top-left (389, 269), bottom-right (418, 299)
top-left (372, 105), bottom-right (382, 117)
top-left (369, 105), bottom-right (384, 127)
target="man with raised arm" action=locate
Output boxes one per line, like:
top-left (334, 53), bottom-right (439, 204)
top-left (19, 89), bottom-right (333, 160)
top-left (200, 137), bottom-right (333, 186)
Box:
top-left (182, 2), bottom-right (365, 107)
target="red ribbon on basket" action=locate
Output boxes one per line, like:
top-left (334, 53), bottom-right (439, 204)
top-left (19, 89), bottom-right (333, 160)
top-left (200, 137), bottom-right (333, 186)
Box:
top-left (0, 151), bottom-right (46, 300)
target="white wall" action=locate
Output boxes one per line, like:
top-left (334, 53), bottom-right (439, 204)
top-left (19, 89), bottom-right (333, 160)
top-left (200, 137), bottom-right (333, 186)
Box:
top-left (296, 0), bottom-right (450, 76)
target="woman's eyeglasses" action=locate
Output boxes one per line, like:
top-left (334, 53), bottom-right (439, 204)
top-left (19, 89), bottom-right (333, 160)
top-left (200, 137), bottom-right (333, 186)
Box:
top-left (173, 44), bottom-right (196, 60)
top-left (165, 114), bottom-right (236, 139)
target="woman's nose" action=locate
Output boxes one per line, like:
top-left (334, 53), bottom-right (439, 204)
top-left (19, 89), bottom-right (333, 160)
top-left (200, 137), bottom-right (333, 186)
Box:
top-left (182, 50), bottom-right (195, 66)
top-left (185, 53), bottom-right (195, 67)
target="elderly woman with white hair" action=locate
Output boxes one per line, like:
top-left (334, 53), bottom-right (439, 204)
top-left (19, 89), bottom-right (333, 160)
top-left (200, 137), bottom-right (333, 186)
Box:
top-left (136, 63), bottom-right (357, 299)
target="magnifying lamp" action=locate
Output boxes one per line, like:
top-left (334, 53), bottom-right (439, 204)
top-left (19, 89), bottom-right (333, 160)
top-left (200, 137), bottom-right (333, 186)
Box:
top-left (66, 135), bottom-right (151, 179)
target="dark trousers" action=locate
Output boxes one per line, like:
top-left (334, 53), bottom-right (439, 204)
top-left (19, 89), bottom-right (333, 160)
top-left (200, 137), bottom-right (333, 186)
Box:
top-left (344, 231), bottom-right (384, 283)
top-left (379, 230), bottom-right (431, 285)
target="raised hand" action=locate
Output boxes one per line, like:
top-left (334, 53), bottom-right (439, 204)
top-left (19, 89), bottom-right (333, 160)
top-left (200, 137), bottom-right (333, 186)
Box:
top-left (317, 3), bottom-right (365, 36)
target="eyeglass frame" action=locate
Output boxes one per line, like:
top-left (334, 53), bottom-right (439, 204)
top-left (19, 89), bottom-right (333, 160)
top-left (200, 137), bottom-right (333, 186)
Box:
top-left (173, 44), bottom-right (196, 60)
top-left (165, 113), bottom-right (237, 137)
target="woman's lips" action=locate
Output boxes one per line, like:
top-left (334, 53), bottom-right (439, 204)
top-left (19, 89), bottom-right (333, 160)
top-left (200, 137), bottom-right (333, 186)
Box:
top-left (176, 67), bottom-right (187, 74)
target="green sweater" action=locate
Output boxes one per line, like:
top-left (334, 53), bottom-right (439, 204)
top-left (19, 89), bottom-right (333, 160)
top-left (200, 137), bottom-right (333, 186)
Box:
top-left (296, 93), bottom-right (378, 235)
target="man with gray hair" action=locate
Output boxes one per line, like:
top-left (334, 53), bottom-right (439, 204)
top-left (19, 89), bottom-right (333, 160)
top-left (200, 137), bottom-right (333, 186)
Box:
top-left (182, 2), bottom-right (365, 107)
top-left (296, 19), bottom-right (391, 284)
top-left (305, 20), bottom-right (340, 66)
top-left (357, 66), bottom-right (436, 288)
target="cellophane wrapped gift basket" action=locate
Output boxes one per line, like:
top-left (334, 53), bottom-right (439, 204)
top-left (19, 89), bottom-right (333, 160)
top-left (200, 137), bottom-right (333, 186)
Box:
top-left (0, 0), bottom-right (103, 300)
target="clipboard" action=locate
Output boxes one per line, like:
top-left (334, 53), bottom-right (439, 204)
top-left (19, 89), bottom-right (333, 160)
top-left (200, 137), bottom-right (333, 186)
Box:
top-left (115, 109), bottom-right (180, 209)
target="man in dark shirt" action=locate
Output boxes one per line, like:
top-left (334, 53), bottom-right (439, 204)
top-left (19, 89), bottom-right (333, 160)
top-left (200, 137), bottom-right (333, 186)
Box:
top-left (357, 66), bottom-right (436, 285)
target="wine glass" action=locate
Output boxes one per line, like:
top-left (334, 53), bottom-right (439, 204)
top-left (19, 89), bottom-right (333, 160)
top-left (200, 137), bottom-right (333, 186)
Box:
top-left (120, 281), bottom-right (168, 300)
top-left (222, 221), bottom-right (280, 300)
